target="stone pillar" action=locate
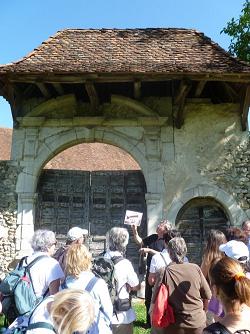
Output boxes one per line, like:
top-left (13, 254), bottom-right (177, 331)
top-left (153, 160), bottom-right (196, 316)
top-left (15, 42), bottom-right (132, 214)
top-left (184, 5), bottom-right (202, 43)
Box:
top-left (145, 193), bottom-right (163, 235)
top-left (16, 193), bottom-right (37, 256)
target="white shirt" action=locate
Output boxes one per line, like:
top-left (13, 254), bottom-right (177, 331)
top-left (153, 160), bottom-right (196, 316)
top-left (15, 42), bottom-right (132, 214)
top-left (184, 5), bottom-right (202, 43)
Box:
top-left (27, 296), bottom-right (54, 334)
top-left (64, 271), bottom-right (113, 334)
top-left (105, 250), bottom-right (139, 325)
top-left (26, 252), bottom-right (64, 297)
top-left (5, 297), bottom-right (54, 334)
top-left (149, 249), bottom-right (171, 273)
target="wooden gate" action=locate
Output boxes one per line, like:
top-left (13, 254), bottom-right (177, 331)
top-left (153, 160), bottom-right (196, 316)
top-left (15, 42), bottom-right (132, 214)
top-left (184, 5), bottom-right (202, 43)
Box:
top-left (35, 169), bottom-right (147, 269)
top-left (176, 198), bottom-right (230, 264)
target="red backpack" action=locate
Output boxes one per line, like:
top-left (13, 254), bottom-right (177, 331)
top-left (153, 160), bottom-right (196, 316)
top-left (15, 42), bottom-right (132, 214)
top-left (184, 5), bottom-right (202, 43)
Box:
top-left (151, 269), bottom-right (175, 328)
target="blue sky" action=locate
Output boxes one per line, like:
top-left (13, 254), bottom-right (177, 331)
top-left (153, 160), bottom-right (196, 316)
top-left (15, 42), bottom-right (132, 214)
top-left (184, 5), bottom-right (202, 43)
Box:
top-left (0, 0), bottom-right (246, 128)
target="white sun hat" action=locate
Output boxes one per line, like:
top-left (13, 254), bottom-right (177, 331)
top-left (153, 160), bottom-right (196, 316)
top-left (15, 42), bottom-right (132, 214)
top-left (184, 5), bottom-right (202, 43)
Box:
top-left (67, 227), bottom-right (88, 241)
top-left (219, 240), bottom-right (249, 263)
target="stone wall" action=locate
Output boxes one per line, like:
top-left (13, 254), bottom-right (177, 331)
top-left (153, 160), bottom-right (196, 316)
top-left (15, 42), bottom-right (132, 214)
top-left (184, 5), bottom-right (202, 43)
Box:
top-left (0, 161), bottom-right (19, 275)
top-left (165, 102), bottom-right (250, 223)
top-left (207, 134), bottom-right (250, 216)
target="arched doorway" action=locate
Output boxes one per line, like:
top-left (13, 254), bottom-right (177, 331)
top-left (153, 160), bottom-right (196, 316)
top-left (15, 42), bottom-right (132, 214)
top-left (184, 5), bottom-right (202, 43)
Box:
top-left (176, 197), bottom-right (230, 264)
top-left (35, 142), bottom-right (147, 269)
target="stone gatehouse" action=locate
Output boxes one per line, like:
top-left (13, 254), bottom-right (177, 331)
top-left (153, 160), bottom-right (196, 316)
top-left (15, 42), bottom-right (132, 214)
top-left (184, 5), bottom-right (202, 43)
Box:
top-left (0, 28), bottom-right (249, 269)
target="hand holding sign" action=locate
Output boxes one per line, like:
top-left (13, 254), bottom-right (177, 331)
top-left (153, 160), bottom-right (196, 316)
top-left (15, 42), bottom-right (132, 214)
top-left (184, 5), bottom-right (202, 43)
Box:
top-left (124, 210), bottom-right (143, 226)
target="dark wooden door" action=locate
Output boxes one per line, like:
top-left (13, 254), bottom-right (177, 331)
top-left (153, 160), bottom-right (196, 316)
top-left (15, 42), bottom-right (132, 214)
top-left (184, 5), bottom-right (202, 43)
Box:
top-left (176, 199), bottom-right (230, 264)
top-left (36, 169), bottom-right (147, 269)
top-left (36, 170), bottom-right (90, 234)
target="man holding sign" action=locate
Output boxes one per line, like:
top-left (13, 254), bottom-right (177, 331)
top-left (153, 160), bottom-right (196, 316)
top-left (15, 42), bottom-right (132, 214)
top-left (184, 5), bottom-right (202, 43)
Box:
top-left (131, 219), bottom-right (172, 328)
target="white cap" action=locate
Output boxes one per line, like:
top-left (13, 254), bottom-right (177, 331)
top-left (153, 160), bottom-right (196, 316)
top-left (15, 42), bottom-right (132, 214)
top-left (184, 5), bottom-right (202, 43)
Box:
top-left (67, 227), bottom-right (88, 241)
top-left (219, 240), bottom-right (249, 263)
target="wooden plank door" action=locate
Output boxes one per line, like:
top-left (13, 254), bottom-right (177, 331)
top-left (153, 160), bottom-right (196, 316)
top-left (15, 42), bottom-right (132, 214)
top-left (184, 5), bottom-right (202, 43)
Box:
top-left (36, 169), bottom-right (147, 270)
top-left (176, 199), bottom-right (230, 264)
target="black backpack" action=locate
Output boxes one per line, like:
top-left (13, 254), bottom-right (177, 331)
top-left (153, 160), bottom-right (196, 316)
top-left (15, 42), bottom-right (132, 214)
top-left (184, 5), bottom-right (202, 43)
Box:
top-left (92, 255), bottom-right (131, 312)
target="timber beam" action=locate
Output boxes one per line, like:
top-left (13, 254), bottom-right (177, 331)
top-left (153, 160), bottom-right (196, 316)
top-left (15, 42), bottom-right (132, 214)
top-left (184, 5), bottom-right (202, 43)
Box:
top-left (221, 82), bottom-right (240, 102)
top-left (174, 79), bottom-right (192, 105)
top-left (194, 81), bottom-right (207, 97)
top-left (134, 81), bottom-right (141, 99)
top-left (240, 85), bottom-right (250, 131)
top-left (85, 82), bottom-right (99, 111)
top-left (4, 72), bottom-right (250, 84)
top-left (36, 83), bottom-right (51, 98)
top-left (174, 80), bottom-right (192, 128)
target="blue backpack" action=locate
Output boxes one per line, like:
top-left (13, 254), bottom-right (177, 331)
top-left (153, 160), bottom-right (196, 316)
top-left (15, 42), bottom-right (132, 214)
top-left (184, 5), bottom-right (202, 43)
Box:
top-left (0, 255), bottom-right (48, 322)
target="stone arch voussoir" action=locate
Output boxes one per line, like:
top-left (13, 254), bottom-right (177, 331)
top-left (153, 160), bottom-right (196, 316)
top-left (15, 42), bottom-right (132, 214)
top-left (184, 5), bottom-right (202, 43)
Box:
top-left (17, 127), bottom-right (151, 195)
top-left (167, 184), bottom-right (248, 226)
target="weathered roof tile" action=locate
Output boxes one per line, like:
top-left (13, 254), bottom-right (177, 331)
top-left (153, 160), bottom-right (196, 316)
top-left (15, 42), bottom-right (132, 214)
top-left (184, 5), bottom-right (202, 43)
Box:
top-left (0, 28), bottom-right (249, 74)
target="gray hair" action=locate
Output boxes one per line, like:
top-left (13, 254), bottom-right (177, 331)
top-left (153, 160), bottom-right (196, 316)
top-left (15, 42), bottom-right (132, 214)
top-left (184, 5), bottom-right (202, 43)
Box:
top-left (106, 227), bottom-right (129, 253)
top-left (160, 219), bottom-right (173, 232)
top-left (167, 237), bottom-right (187, 264)
top-left (31, 229), bottom-right (56, 252)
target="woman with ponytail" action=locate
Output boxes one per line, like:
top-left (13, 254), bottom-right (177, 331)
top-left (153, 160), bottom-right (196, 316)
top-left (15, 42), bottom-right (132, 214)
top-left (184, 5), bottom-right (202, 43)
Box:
top-left (203, 257), bottom-right (250, 333)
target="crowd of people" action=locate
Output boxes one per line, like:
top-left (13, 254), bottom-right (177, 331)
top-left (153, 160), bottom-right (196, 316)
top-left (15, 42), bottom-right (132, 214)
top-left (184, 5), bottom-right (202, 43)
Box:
top-left (0, 219), bottom-right (250, 333)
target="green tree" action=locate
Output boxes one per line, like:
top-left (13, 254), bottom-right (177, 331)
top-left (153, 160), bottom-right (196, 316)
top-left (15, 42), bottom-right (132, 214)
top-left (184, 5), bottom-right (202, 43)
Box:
top-left (221, 0), bottom-right (250, 62)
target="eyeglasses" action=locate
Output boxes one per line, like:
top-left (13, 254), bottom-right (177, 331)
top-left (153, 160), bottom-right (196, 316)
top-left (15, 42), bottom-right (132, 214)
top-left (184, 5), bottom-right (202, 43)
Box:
top-left (52, 241), bottom-right (57, 246)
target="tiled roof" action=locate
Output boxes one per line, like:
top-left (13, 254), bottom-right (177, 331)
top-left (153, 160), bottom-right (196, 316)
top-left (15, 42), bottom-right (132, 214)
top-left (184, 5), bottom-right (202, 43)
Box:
top-left (45, 143), bottom-right (140, 171)
top-left (0, 28), bottom-right (249, 74)
top-left (0, 128), bottom-right (140, 170)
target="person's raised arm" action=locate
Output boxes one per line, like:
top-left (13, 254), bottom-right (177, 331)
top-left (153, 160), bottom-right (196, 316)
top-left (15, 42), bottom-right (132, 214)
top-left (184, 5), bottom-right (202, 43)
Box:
top-left (131, 224), bottom-right (143, 246)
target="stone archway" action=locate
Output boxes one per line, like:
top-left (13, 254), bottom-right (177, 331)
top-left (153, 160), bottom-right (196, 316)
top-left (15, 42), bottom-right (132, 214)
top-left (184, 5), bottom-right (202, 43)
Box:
top-left (167, 184), bottom-right (248, 226)
top-left (176, 197), bottom-right (230, 263)
top-left (13, 125), bottom-right (166, 254)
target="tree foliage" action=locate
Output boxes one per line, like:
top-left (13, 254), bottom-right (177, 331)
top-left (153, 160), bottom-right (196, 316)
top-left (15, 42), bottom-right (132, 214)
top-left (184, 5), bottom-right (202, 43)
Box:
top-left (221, 0), bottom-right (250, 62)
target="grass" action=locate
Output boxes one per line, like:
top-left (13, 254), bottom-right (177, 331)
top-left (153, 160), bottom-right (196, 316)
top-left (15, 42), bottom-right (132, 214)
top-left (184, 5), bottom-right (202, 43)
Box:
top-left (133, 299), bottom-right (151, 334)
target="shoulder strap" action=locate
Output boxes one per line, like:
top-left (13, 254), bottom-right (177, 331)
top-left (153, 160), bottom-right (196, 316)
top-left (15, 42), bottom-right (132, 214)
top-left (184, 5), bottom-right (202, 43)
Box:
top-left (17, 256), bottom-right (28, 269)
top-left (160, 253), bottom-right (168, 266)
top-left (27, 296), bottom-right (54, 325)
top-left (26, 255), bottom-right (48, 271)
top-left (111, 256), bottom-right (125, 294)
top-left (85, 276), bottom-right (111, 325)
top-left (85, 276), bottom-right (99, 293)
top-left (27, 322), bottom-right (55, 332)
top-left (20, 255), bottom-right (49, 296)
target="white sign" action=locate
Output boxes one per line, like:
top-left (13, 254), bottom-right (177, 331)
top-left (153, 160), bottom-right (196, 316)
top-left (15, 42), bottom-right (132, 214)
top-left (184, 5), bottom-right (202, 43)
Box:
top-left (124, 210), bottom-right (143, 226)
